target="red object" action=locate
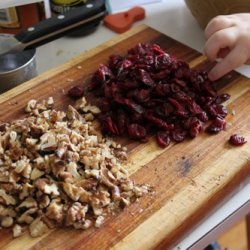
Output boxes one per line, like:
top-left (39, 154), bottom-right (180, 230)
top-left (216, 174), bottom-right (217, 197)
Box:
top-left (88, 43), bottom-right (230, 147)
top-left (0, 4), bottom-right (45, 34)
top-left (104, 7), bottom-right (145, 33)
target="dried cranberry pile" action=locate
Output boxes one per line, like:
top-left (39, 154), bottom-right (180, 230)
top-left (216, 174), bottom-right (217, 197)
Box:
top-left (88, 43), bottom-right (230, 147)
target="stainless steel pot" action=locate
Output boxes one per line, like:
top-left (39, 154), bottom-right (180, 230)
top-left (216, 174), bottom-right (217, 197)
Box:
top-left (0, 48), bottom-right (36, 93)
top-left (0, 0), bottom-right (106, 93)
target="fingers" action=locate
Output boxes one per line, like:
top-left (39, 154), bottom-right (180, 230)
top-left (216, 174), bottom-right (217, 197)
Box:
top-left (208, 45), bottom-right (248, 81)
top-left (204, 13), bottom-right (250, 80)
top-left (217, 48), bottom-right (230, 58)
top-left (204, 27), bottom-right (237, 61)
top-left (205, 15), bottom-right (234, 39)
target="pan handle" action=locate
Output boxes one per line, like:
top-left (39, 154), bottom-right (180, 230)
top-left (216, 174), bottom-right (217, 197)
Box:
top-left (15, 0), bottom-right (106, 49)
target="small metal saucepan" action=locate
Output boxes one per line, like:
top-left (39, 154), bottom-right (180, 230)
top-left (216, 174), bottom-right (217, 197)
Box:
top-left (0, 38), bottom-right (36, 93)
top-left (0, 0), bottom-right (106, 94)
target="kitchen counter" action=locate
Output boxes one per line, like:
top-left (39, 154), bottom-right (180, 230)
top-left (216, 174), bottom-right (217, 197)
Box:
top-left (12, 0), bottom-right (250, 249)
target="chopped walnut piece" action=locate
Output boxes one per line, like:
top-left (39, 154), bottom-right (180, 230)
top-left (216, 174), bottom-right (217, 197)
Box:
top-left (65, 202), bottom-right (88, 226)
top-left (29, 217), bottom-right (49, 237)
top-left (25, 99), bottom-right (37, 112)
top-left (13, 157), bottom-right (30, 174)
top-left (73, 219), bottom-right (92, 229)
top-left (19, 183), bottom-right (33, 200)
top-left (75, 97), bottom-right (87, 110)
top-left (0, 189), bottom-right (16, 205)
top-left (46, 199), bottom-right (64, 223)
top-left (46, 97), bottom-right (54, 109)
top-left (18, 208), bottom-right (38, 224)
top-left (13, 224), bottom-right (22, 238)
top-left (0, 205), bottom-right (16, 217)
top-left (1, 216), bottom-right (14, 228)
top-left (17, 197), bottom-right (37, 210)
top-left (0, 171), bottom-right (9, 182)
top-left (0, 97), bottom-right (150, 238)
top-left (37, 195), bottom-right (50, 209)
top-left (30, 168), bottom-right (45, 180)
top-left (35, 179), bottom-right (59, 196)
top-left (82, 105), bottom-right (101, 114)
top-left (63, 183), bottom-right (80, 201)
top-left (84, 113), bottom-right (94, 121)
top-left (67, 105), bottom-right (84, 121)
top-left (95, 215), bottom-right (104, 228)
top-left (44, 183), bottom-right (60, 196)
top-left (66, 162), bottom-right (81, 181)
top-left (38, 132), bottom-right (57, 151)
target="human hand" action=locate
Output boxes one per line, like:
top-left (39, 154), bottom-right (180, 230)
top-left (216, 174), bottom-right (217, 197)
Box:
top-left (204, 13), bottom-right (250, 81)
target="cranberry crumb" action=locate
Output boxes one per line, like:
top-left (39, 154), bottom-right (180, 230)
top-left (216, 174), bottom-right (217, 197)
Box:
top-left (229, 134), bottom-right (247, 146)
top-left (68, 85), bottom-right (84, 99)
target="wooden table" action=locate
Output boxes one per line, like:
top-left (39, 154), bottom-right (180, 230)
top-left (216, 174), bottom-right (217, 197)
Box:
top-left (0, 25), bottom-right (249, 250)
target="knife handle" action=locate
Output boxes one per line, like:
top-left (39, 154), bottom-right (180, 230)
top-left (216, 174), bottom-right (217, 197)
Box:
top-left (15, 0), bottom-right (106, 49)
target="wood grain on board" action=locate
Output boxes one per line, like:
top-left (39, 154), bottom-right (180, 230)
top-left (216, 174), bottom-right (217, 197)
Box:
top-left (0, 25), bottom-right (249, 250)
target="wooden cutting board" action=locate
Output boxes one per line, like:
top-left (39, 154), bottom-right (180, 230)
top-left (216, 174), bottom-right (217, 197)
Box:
top-left (0, 24), bottom-right (249, 250)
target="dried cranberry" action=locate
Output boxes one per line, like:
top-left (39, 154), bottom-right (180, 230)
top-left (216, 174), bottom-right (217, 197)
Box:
top-left (205, 103), bottom-right (227, 118)
top-left (189, 119), bottom-right (205, 138)
top-left (156, 131), bottom-right (171, 148)
top-left (152, 44), bottom-right (165, 55)
top-left (0, 123), bottom-right (8, 132)
top-left (170, 83), bottom-right (181, 93)
top-left (136, 89), bottom-right (151, 103)
top-left (100, 99), bottom-right (111, 112)
top-left (215, 93), bottom-right (230, 104)
top-left (128, 124), bottom-right (147, 139)
top-left (174, 66), bottom-right (190, 79)
top-left (123, 99), bottom-right (144, 114)
top-left (171, 129), bottom-right (187, 142)
top-left (154, 53), bottom-right (172, 70)
top-left (131, 113), bottom-right (144, 124)
top-left (91, 64), bottom-right (113, 87)
top-left (115, 109), bottom-right (129, 135)
top-left (168, 98), bottom-right (188, 117)
top-left (202, 81), bottom-right (217, 97)
top-left (137, 69), bottom-right (155, 87)
top-left (128, 43), bottom-right (148, 55)
top-left (118, 80), bottom-right (140, 90)
top-left (68, 85), bottom-right (84, 99)
top-left (109, 55), bottom-right (123, 73)
top-left (229, 134), bottom-right (247, 146)
top-left (187, 100), bottom-right (203, 114)
top-left (206, 117), bottom-right (226, 133)
top-left (155, 83), bottom-right (171, 97)
top-left (198, 111), bottom-right (209, 122)
top-left (144, 111), bottom-right (174, 131)
top-left (102, 116), bottom-right (119, 135)
top-left (152, 69), bottom-right (171, 80)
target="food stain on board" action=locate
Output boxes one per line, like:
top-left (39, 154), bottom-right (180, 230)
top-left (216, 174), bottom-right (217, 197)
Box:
top-left (179, 157), bottom-right (193, 176)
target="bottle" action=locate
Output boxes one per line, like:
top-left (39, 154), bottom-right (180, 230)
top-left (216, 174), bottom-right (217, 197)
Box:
top-left (50, 0), bottom-right (88, 13)
top-left (50, 0), bottom-right (98, 36)
top-left (0, 1), bottom-right (51, 34)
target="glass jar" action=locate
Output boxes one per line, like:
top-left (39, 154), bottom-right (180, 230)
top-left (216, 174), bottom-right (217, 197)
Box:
top-left (49, 0), bottom-right (99, 36)
top-left (0, 1), bottom-right (51, 34)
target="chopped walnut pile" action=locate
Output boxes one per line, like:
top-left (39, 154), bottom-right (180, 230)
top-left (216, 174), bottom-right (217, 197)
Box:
top-left (0, 97), bottom-right (149, 238)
